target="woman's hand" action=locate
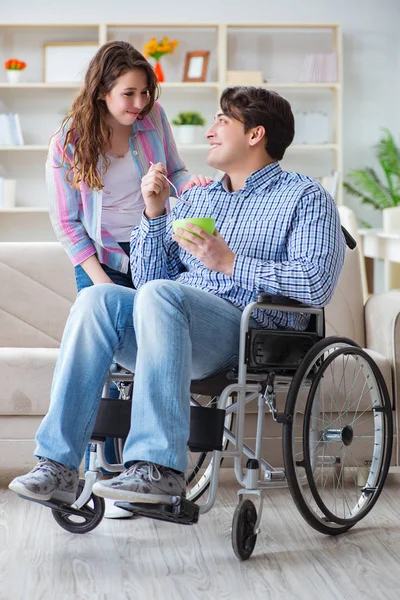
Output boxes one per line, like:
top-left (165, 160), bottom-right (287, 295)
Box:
top-left (141, 162), bottom-right (170, 219)
top-left (181, 174), bottom-right (213, 192)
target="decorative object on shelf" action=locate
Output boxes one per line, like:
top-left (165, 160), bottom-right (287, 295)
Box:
top-left (0, 113), bottom-right (24, 145)
top-left (183, 51), bottom-right (210, 82)
top-left (298, 52), bottom-right (338, 83)
top-left (226, 71), bottom-right (263, 85)
top-left (143, 36), bottom-right (179, 83)
top-left (344, 128), bottom-right (400, 225)
top-left (0, 177), bottom-right (17, 208)
top-left (43, 42), bottom-right (99, 83)
top-left (293, 111), bottom-right (330, 145)
top-left (172, 111), bottom-right (206, 144)
top-left (4, 59), bottom-right (27, 84)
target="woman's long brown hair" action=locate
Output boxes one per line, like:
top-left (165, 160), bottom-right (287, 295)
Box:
top-left (58, 41), bottom-right (160, 191)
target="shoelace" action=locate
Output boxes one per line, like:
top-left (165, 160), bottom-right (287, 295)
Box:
top-left (124, 461), bottom-right (162, 482)
top-left (34, 458), bottom-right (60, 476)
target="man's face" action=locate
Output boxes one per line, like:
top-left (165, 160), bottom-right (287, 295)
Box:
top-left (205, 111), bottom-right (251, 171)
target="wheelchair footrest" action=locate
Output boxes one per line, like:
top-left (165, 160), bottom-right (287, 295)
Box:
top-left (17, 494), bottom-right (93, 518)
top-left (115, 497), bottom-right (199, 525)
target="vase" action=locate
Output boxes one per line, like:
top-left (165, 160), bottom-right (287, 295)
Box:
top-left (6, 70), bottom-right (21, 84)
top-left (154, 61), bottom-right (165, 83)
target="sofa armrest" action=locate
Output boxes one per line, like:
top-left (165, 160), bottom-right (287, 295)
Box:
top-left (365, 290), bottom-right (400, 405)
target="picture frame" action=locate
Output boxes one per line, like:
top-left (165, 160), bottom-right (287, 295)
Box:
top-left (182, 51), bottom-right (210, 83)
top-left (43, 42), bottom-right (100, 83)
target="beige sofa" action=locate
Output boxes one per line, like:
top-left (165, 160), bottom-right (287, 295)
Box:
top-left (1, 241), bottom-right (400, 483)
top-left (0, 243), bottom-right (76, 482)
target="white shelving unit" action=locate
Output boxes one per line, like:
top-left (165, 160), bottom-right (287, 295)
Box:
top-left (0, 22), bottom-right (342, 241)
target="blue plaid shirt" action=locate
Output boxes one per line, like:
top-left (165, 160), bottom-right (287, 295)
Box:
top-left (130, 162), bottom-right (345, 330)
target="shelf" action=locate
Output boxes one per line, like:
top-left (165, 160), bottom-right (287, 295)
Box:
top-left (0, 207), bottom-right (48, 213)
top-left (260, 82), bottom-right (340, 89)
top-left (0, 83), bottom-right (81, 89)
top-left (177, 144), bottom-right (210, 151)
top-left (0, 144), bottom-right (214, 152)
top-left (161, 82), bottom-right (219, 89)
top-left (0, 21), bottom-right (343, 236)
top-left (0, 145), bottom-right (48, 151)
top-left (0, 82), bottom-right (220, 90)
top-left (226, 22), bottom-right (339, 29)
top-left (290, 144), bottom-right (339, 151)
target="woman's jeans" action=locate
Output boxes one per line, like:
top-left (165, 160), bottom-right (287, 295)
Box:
top-left (35, 280), bottom-right (255, 473)
top-left (74, 242), bottom-right (134, 472)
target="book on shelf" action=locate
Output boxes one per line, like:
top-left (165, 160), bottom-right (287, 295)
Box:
top-left (298, 53), bottom-right (338, 83)
top-left (0, 113), bottom-right (24, 145)
top-left (0, 177), bottom-right (17, 209)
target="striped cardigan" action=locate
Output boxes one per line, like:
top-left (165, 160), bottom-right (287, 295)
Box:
top-left (46, 102), bottom-right (190, 274)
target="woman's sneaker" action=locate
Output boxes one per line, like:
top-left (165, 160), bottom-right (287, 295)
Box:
top-left (92, 461), bottom-right (185, 504)
top-left (8, 458), bottom-right (79, 504)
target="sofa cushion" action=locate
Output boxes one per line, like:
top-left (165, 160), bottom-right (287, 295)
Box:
top-left (325, 246), bottom-right (365, 346)
top-left (1, 348), bottom-right (59, 415)
top-left (0, 242), bottom-right (75, 347)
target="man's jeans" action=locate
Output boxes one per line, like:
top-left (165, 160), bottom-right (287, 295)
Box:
top-left (35, 280), bottom-right (256, 473)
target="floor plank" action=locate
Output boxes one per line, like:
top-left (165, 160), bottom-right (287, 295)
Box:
top-left (1, 473), bottom-right (400, 600)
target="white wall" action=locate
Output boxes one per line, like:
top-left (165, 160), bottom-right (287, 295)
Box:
top-left (2, 0), bottom-right (399, 226)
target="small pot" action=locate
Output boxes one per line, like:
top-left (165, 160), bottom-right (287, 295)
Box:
top-left (175, 125), bottom-right (201, 145)
top-left (6, 70), bottom-right (21, 84)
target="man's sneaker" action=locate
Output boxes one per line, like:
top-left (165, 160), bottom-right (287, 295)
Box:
top-left (8, 458), bottom-right (79, 504)
top-left (92, 461), bottom-right (185, 504)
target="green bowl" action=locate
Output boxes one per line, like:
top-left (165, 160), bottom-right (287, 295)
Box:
top-left (172, 217), bottom-right (215, 238)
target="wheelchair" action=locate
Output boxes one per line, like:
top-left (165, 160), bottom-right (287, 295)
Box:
top-left (31, 229), bottom-right (393, 561)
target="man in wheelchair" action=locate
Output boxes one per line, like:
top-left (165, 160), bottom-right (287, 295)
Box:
top-left (9, 86), bottom-right (346, 507)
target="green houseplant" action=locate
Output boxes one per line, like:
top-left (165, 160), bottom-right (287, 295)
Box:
top-left (172, 111), bottom-right (206, 145)
top-left (344, 128), bottom-right (400, 212)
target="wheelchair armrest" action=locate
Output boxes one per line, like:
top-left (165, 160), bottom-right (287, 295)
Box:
top-left (255, 293), bottom-right (313, 309)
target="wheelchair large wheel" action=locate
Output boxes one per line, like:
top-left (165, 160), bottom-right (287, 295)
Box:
top-left (52, 479), bottom-right (105, 534)
top-left (186, 395), bottom-right (233, 503)
top-left (283, 337), bottom-right (393, 535)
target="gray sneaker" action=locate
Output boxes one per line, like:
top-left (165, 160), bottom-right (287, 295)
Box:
top-left (92, 461), bottom-right (185, 503)
top-left (8, 458), bottom-right (79, 504)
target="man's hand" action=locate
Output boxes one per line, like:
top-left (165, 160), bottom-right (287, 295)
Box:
top-left (181, 174), bottom-right (213, 192)
top-left (172, 223), bottom-right (235, 276)
top-left (141, 163), bottom-right (170, 219)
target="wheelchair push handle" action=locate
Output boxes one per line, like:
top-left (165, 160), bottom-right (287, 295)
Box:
top-left (341, 226), bottom-right (357, 250)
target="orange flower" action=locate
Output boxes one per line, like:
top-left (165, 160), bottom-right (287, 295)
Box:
top-left (142, 36), bottom-right (179, 61)
top-left (4, 58), bottom-right (27, 70)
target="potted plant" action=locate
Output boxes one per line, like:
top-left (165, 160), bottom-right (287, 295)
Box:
top-left (344, 128), bottom-right (400, 230)
top-left (4, 58), bottom-right (27, 84)
top-left (171, 111), bottom-right (206, 145)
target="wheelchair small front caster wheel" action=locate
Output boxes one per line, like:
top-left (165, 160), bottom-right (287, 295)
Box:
top-left (52, 479), bottom-right (105, 534)
top-left (231, 499), bottom-right (257, 560)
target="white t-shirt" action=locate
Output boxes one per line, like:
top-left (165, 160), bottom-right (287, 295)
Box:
top-left (102, 152), bottom-right (145, 242)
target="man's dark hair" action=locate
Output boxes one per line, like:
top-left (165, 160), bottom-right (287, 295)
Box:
top-left (220, 86), bottom-right (295, 160)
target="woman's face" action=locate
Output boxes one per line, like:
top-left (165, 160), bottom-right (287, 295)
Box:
top-left (104, 69), bottom-right (150, 128)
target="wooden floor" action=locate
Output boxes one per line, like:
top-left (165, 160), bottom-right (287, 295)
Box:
top-left (1, 471), bottom-right (400, 600)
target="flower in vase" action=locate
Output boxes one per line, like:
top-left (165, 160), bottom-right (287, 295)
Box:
top-left (4, 59), bottom-right (27, 70)
top-left (143, 36), bottom-right (179, 62)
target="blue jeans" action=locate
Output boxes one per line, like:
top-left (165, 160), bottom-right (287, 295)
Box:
top-left (74, 242), bottom-right (134, 472)
top-left (74, 242), bottom-right (133, 292)
top-left (35, 281), bottom-right (256, 473)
